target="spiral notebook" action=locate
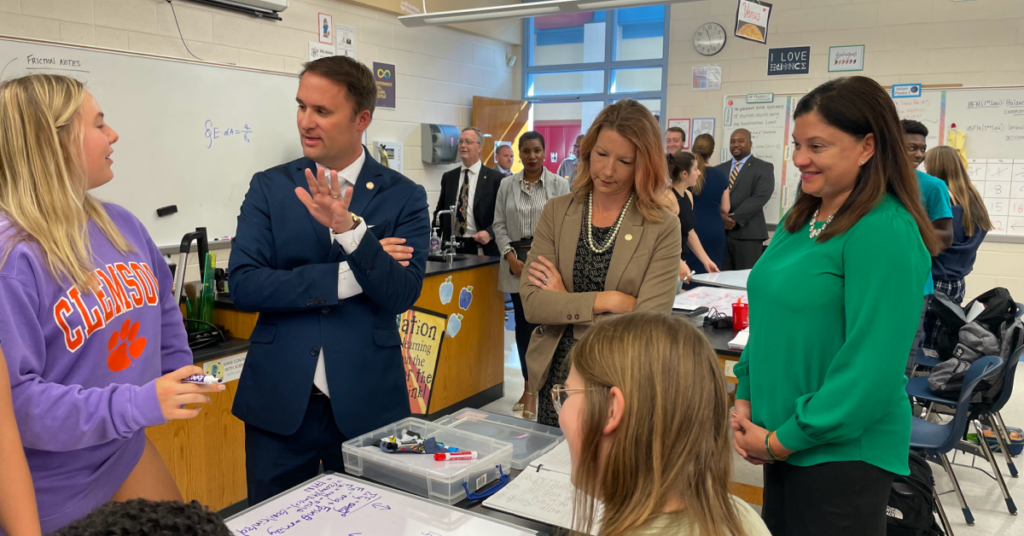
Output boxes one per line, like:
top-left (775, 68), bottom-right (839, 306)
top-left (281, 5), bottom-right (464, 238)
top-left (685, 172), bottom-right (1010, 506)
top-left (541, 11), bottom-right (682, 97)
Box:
top-left (483, 442), bottom-right (601, 534)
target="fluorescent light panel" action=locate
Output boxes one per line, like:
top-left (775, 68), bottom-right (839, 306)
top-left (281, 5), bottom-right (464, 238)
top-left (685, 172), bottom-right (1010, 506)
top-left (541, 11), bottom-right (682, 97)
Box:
top-left (400, 0), bottom-right (689, 27)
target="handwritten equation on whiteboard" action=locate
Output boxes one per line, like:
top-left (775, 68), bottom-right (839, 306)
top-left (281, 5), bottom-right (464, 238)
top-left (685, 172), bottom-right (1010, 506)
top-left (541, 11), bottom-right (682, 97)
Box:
top-left (205, 120), bottom-right (253, 148)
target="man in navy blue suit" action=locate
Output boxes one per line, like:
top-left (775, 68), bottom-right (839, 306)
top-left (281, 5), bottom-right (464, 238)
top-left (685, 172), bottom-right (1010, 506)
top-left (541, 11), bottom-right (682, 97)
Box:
top-left (228, 56), bottom-right (430, 504)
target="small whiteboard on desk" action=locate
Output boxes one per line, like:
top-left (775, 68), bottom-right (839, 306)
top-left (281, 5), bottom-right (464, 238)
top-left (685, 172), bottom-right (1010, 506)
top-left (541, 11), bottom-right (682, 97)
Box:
top-left (225, 473), bottom-right (536, 536)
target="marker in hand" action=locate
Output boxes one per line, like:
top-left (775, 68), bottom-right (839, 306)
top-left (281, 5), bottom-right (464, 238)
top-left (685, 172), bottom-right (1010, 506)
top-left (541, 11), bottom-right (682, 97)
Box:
top-left (182, 374), bottom-right (222, 385)
top-left (434, 451), bottom-right (477, 461)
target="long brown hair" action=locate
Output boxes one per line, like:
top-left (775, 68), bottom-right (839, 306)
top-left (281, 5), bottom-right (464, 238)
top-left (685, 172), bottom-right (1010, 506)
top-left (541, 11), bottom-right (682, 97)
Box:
top-left (572, 100), bottom-right (668, 222)
top-left (784, 77), bottom-right (942, 255)
top-left (925, 146), bottom-right (992, 237)
top-left (0, 74), bottom-right (133, 292)
top-left (690, 133), bottom-right (714, 195)
top-left (568, 313), bottom-right (747, 536)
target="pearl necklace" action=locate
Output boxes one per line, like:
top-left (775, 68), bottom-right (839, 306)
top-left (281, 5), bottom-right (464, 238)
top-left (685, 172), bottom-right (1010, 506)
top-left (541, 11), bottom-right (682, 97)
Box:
top-left (586, 192), bottom-right (633, 254)
top-left (808, 208), bottom-right (835, 239)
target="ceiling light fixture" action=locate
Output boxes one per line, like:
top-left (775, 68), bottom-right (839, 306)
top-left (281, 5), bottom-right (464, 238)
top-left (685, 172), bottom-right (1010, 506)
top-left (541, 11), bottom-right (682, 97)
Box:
top-left (400, 0), bottom-right (693, 27)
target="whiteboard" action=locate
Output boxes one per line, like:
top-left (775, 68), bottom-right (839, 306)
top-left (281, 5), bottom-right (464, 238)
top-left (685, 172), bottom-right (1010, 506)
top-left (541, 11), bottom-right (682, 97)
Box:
top-left (225, 473), bottom-right (536, 536)
top-left (723, 86), bottom-right (1024, 238)
top-left (0, 36), bottom-right (304, 246)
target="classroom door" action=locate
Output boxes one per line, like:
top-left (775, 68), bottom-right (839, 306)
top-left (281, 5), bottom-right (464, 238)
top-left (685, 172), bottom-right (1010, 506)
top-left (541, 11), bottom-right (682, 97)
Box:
top-left (472, 96), bottom-right (532, 173)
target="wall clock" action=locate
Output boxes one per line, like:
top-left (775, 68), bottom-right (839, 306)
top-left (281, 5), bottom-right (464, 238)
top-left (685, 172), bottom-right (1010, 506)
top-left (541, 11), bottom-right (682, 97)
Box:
top-left (694, 22), bottom-right (727, 57)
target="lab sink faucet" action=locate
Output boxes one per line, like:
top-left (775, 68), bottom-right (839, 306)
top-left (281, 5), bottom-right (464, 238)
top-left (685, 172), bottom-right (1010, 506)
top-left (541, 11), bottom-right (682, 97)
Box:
top-left (433, 204), bottom-right (460, 266)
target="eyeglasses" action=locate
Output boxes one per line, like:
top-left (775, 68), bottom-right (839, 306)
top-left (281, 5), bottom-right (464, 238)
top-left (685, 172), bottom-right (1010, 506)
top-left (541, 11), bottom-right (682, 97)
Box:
top-left (551, 384), bottom-right (595, 414)
top-left (458, 139), bottom-right (481, 146)
top-left (572, 144), bottom-right (580, 150)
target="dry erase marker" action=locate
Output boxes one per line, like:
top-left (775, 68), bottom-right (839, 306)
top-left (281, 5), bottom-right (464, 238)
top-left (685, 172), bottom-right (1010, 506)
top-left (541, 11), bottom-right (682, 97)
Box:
top-left (182, 374), bottom-right (222, 385)
top-left (434, 452), bottom-right (477, 461)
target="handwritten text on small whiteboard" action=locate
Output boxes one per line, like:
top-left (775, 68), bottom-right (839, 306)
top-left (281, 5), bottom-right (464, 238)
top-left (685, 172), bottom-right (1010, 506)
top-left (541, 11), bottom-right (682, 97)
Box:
top-left (226, 473), bottom-right (535, 536)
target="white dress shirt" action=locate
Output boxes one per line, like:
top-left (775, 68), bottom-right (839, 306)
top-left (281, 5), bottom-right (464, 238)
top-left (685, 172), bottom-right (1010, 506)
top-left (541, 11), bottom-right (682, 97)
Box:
top-left (313, 149), bottom-right (368, 397)
top-left (461, 160), bottom-right (482, 237)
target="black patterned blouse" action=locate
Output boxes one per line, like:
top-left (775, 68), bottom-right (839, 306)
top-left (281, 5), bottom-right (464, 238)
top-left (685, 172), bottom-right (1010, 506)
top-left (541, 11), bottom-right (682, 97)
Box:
top-left (536, 219), bottom-right (616, 427)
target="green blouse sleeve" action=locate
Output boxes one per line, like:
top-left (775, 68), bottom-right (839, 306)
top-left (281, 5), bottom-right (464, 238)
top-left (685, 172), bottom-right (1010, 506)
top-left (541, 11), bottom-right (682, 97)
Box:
top-left (734, 346), bottom-right (750, 401)
top-left (775, 208), bottom-right (928, 452)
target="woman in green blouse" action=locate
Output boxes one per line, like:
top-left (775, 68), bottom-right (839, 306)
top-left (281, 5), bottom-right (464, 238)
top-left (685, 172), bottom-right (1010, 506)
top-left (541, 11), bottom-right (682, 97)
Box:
top-left (730, 77), bottom-right (943, 536)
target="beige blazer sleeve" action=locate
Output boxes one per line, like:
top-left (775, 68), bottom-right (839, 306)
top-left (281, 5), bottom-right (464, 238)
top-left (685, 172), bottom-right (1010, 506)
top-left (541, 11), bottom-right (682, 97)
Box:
top-left (598, 213), bottom-right (680, 323)
top-left (519, 198), bottom-right (681, 327)
top-left (519, 199), bottom-right (601, 326)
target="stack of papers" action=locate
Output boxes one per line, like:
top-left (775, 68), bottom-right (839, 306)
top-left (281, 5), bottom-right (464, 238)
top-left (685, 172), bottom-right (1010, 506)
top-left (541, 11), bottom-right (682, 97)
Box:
top-left (673, 286), bottom-right (748, 314)
top-left (728, 328), bottom-right (749, 350)
top-left (484, 442), bottom-right (601, 534)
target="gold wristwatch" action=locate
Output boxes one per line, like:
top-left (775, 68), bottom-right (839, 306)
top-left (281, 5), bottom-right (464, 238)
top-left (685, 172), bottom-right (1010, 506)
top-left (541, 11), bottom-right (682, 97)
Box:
top-left (349, 213), bottom-right (363, 229)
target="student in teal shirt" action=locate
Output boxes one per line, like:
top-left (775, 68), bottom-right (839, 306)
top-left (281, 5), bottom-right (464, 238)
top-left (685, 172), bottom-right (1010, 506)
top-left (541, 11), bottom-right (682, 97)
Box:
top-left (902, 120), bottom-right (954, 375)
top-left (731, 77), bottom-right (943, 536)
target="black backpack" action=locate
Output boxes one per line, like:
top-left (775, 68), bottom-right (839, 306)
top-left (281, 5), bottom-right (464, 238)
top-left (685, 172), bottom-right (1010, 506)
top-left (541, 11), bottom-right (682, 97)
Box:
top-left (928, 288), bottom-right (1021, 406)
top-left (932, 288), bottom-right (1017, 359)
top-left (886, 452), bottom-right (944, 536)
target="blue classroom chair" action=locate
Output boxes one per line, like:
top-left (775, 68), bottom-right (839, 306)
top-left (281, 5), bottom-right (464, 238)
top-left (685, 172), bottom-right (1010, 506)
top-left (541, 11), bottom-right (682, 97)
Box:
top-left (909, 355), bottom-right (1002, 527)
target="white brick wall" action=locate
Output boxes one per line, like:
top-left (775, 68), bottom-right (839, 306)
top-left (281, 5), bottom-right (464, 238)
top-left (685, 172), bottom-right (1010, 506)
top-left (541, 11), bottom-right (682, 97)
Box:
top-left (669, 0), bottom-right (1024, 301)
top-left (0, 0), bottom-right (518, 213)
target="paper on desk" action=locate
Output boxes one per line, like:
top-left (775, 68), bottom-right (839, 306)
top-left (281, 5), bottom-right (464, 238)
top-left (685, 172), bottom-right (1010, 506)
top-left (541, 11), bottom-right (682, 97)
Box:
top-left (484, 469), bottom-right (599, 534)
top-left (728, 328), bottom-right (749, 350)
top-left (673, 287), bottom-right (748, 313)
top-left (484, 467), bottom-right (602, 535)
top-left (528, 439), bottom-right (572, 475)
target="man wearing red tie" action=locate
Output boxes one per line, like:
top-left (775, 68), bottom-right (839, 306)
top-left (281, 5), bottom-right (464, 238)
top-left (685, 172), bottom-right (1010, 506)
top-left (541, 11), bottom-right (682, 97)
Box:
top-left (433, 127), bottom-right (506, 256)
top-left (716, 129), bottom-right (774, 270)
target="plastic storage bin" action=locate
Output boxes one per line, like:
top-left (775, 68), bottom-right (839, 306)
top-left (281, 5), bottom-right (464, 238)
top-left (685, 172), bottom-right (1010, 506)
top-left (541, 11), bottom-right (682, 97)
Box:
top-left (436, 408), bottom-right (565, 471)
top-left (342, 417), bottom-right (514, 505)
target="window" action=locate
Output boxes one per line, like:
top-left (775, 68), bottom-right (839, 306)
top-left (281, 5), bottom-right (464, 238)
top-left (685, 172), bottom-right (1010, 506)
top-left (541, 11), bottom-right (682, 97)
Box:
top-left (528, 70), bottom-right (606, 97)
top-left (523, 6), bottom-right (669, 142)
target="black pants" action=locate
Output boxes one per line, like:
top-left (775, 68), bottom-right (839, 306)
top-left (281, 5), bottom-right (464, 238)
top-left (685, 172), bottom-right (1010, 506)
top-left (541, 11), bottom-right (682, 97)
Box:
top-left (725, 236), bottom-right (764, 270)
top-left (762, 461), bottom-right (894, 536)
top-left (510, 292), bottom-right (536, 383)
top-left (455, 239), bottom-right (500, 257)
top-left (244, 394), bottom-right (347, 505)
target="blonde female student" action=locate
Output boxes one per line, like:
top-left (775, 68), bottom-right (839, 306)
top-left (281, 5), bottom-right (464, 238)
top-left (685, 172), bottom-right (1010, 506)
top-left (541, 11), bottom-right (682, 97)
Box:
top-left (921, 146), bottom-right (992, 351)
top-left (0, 74), bottom-right (224, 534)
top-left (555, 313), bottom-right (769, 536)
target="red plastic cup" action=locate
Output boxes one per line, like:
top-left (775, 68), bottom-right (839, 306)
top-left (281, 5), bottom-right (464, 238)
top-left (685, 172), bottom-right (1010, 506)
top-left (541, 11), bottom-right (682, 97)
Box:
top-left (732, 301), bottom-right (749, 330)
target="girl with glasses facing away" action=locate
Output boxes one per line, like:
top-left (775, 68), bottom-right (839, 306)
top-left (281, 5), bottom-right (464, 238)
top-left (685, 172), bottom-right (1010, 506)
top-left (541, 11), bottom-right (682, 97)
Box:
top-left (553, 313), bottom-right (769, 536)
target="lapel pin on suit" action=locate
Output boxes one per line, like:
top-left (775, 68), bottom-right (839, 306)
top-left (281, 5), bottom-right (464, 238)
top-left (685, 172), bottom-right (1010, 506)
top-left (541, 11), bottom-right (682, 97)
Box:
top-left (367, 182), bottom-right (374, 190)
top-left (625, 234), bottom-right (633, 241)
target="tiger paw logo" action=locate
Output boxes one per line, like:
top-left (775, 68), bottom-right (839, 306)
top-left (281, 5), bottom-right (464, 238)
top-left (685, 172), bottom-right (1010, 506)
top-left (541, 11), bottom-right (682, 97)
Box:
top-left (107, 319), bottom-right (147, 372)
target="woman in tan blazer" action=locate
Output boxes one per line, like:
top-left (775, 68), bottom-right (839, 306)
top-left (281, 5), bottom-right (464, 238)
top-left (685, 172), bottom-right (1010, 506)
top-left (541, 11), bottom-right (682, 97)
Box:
top-left (520, 100), bottom-right (682, 426)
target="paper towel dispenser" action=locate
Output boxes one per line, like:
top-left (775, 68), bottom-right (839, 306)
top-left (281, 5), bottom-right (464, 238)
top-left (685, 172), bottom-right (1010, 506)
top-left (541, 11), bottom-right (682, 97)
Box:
top-left (421, 123), bottom-right (460, 165)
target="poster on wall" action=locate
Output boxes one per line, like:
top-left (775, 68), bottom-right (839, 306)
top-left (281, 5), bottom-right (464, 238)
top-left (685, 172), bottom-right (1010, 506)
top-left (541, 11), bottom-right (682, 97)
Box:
top-left (734, 0), bottom-right (772, 44)
top-left (667, 118), bottom-right (692, 149)
top-left (336, 24), bottom-right (356, 58)
top-left (308, 42), bottom-right (336, 62)
top-left (767, 46), bottom-right (811, 76)
top-left (318, 13), bottom-right (333, 45)
top-left (828, 45), bottom-right (864, 72)
top-left (397, 307), bottom-right (446, 415)
top-left (373, 62), bottom-right (396, 110)
top-left (692, 65), bottom-right (722, 91)
top-left (691, 118), bottom-right (716, 141)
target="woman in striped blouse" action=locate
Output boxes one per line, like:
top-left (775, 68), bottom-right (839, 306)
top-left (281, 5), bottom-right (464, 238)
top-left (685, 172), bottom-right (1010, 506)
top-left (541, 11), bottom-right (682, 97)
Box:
top-left (493, 131), bottom-right (571, 419)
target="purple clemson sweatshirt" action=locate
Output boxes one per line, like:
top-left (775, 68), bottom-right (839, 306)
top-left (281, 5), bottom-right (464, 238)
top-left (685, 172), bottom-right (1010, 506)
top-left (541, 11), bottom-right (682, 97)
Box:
top-left (0, 204), bottom-right (191, 535)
